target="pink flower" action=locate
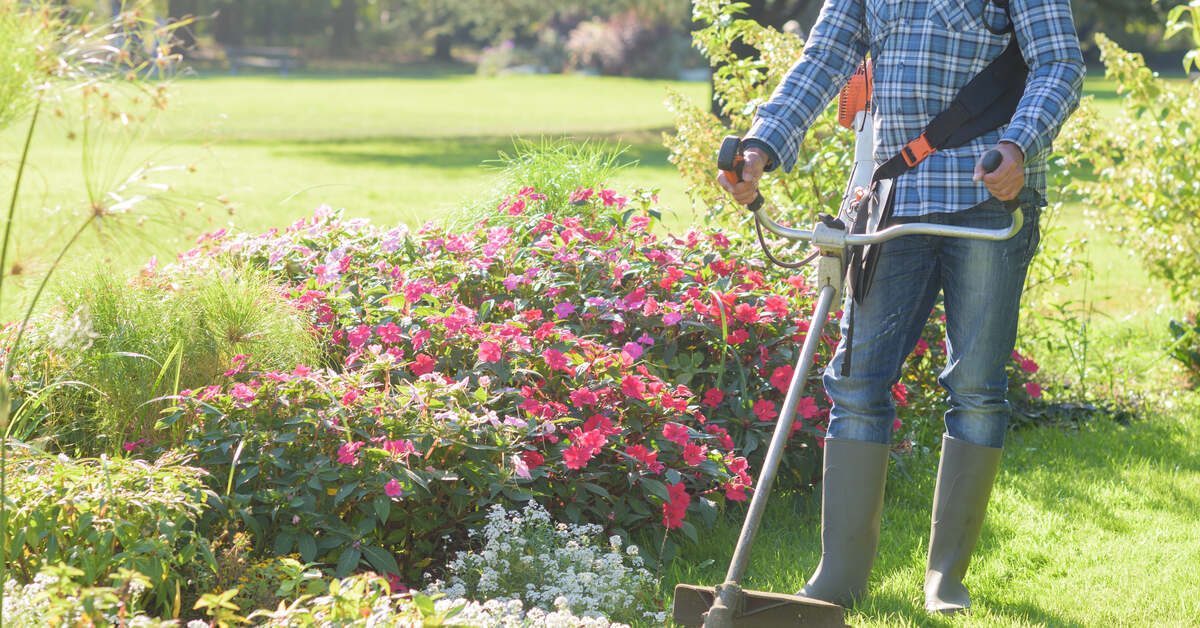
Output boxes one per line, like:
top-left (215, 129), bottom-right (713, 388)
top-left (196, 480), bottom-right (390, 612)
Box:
top-left (122, 439), bottom-right (148, 452)
top-left (348, 324), bottom-right (372, 349)
top-left (599, 189), bottom-right (627, 208)
top-left (724, 483), bottom-right (748, 502)
top-left (553, 302), bottom-right (576, 318)
top-left (293, 364), bottom-right (312, 378)
top-left (378, 323), bottom-right (403, 344)
top-left (384, 478), bottom-right (403, 498)
top-left (570, 187), bottom-right (594, 204)
top-left (621, 342), bottom-right (644, 362)
top-left (384, 439), bottom-right (416, 459)
top-left (542, 349), bottom-right (569, 373)
top-left (230, 383), bottom-right (257, 403)
top-left (1025, 381), bottom-right (1043, 398)
top-left (914, 338), bottom-right (930, 357)
top-left (569, 387), bottom-right (598, 407)
top-left (563, 443), bottom-right (592, 470)
top-left (337, 441), bottom-right (364, 466)
top-left (411, 328), bottom-right (432, 350)
top-left (728, 329), bottom-right (749, 344)
top-left (409, 354), bottom-right (436, 376)
top-left (752, 399), bottom-right (778, 422)
top-left (1020, 358), bottom-right (1039, 374)
top-left (621, 375), bottom-right (646, 400)
top-left (662, 422), bottom-right (689, 445)
top-left (520, 450), bottom-right (545, 470)
top-left (341, 389), bottom-right (360, 406)
top-left (702, 388), bottom-right (724, 408)
top-left (797, 396), bottom-right (821, 420)
top-left (733, 303), bottom-right (760, 324)
top-left (478, 341), bottom-right (502, 362)
top-left (682, 442), bottom-right (708, 466)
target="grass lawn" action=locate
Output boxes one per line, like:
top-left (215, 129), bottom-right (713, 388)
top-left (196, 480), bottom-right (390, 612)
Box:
top-left (3, 70), bottom-right (1197, 626)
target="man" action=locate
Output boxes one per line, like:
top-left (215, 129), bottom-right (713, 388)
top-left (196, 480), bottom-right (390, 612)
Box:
top-left (717, 0), bottom-right (1083, 615)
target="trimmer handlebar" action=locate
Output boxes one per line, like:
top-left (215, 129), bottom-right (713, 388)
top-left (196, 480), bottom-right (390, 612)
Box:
top-left (718, 136), bottom-right (1022, 246)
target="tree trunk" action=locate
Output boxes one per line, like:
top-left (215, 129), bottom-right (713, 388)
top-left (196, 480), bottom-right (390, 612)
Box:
top-left (330, 0), bottom-right (359, 57)
top-left (431, 32), bottom-right (453, 62)
top-left (213, 1), bottom-right (243, 46)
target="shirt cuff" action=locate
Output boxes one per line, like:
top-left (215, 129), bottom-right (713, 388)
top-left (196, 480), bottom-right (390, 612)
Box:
top-left (999, 123), bottom-right (1044, 164)
top-left (740, 138), bottom-right (781, 173)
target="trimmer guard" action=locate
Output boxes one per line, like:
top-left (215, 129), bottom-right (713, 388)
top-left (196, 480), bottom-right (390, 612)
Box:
top-left (672, 584), bottom-right (848, 628)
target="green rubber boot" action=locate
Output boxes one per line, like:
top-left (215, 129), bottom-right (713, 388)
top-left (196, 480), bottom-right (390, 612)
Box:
top-left (924, 434), bottom-right (1003, 614)
top-left (797, 437), bottom-right (890, 607)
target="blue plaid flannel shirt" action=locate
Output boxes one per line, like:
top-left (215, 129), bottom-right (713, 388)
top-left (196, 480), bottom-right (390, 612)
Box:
top-left (745, 0), bottom-right (1085, 217)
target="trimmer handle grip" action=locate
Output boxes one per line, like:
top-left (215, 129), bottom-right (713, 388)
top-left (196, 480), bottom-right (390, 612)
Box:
top-left (718, 135), bottom-right (765, 212)
top-left (980, 148), bottom-right (1020, 211)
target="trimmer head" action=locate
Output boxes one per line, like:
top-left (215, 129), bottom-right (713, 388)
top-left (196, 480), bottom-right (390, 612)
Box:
top-left (672, 584), bottom-right (848, 628)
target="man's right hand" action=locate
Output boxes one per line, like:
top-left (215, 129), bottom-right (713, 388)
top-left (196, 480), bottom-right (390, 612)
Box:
top-left (717, 146), bottom-right (769, 207)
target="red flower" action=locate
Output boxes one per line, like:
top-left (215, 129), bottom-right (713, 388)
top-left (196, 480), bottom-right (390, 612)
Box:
top-left (702, 388), bottom-right (725, 408)
top-left (892, 381), bottom-right (908, 407)
top-left (520, 450), bottom-right (545, 469)
top-left (914, 338), bottom-right (930, 357)
top-left (478, 341), bottom-right (502, 362)
top-left (724, 483), bottom-right (748, 502)
top-left (569, 387), bottom-right (599, 407)
top-left (770, 365), bottom-right (794, 393)
top-left (662, 481), bottom-right (691, 530)
top-left (752, 399), bottom-right (778, 422)
top-left (797, 396), bottom-right (821, 420)
top-left (521, 309), bottom-right (544, 322)
top-left (563, 444), bottom-right (591, 470)
top-left (733, 303), bottom-right (760, 324)
top-left (378, 322), bottom-right (403, 344)
top-left (764, 295), bottom-right (789, 316)
top-left (728, 329), bottom-right (749, 344)
top-left (682, 442), bottom-right (708, 466)
top-left (1025, 381), bottom-right (1043, 398)
top-left (662, 422), bottom-right (689, 445)
top-left (1020, 358), bottom-right (1039, 373)
top-left (542, 348), bottom-right (569, 373)
top-left (409, 353), bottom-right (436, 376)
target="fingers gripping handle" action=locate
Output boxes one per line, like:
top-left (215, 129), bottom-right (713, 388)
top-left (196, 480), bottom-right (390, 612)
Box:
top-left (980, 149), bottom-right (1020, 211)
top-left (718, 135), bottom-right (765, 212)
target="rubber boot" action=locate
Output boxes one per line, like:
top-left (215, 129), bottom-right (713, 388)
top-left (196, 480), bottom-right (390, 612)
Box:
top-left (797, 437), bottom-right (890, 607)
top-left (924, 434), bottom-right (1003, 614)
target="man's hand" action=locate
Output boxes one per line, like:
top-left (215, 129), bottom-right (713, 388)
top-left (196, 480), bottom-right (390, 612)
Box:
top-left (717, 146), bottom-right (769, 206)
top-left (973, 141), bottom-right (1025, 201)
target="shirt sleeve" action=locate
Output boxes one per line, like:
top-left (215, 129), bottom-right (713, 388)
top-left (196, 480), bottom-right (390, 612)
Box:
top-left (745, 0), bottom-right (869, 173)
top-left (999, 0), bottom-right (1085, 161)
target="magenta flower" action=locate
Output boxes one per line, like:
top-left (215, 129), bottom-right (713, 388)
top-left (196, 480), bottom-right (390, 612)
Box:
top-left (662, 422), bottom-right (689, 445)
top-left (752, 399), bottom-right (778, 422)
top-left (378, 322), bottom-right (403, 344)
top-left (341, 389), bottom-right (360, 406)
top-left (230, 383), bottom-right (256, 403)
top-left (384, 478), bottom-right (403, 498)
top-left (1025, 381), bottom-right (1043, 398)
top-left (337, 441), bottom-right (364, 466)
top-left (553, 302), bottom-right (576, 318)
top-left (478, 341), bottom-right (502, 362)
top-left (621, 342), bottom-right (643, 362)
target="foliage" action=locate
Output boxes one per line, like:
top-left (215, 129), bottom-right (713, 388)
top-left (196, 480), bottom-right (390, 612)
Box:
top-left (1, 450), bottom-right (215, 617)
top-left (1168, 312), bottom-right (1200, 387)
top-left (665, 0), bottom-right (854, 226)
top-left (425, 502), bottom-right (664, 624)
top-left (2, 565), bottom-right (178, 628)
top-left (1058, 31), bottom-right (1200, 308)
top-left (565, 9), bottom-right (700, 78)
top-left (8, 265), bottom-right (321, 456)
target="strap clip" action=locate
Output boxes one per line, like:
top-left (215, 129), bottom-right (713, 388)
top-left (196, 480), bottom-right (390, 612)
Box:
top-left (901, 134), bottom-right (935, 168)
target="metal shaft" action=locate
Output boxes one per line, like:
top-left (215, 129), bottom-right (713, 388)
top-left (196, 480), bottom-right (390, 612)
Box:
top-left (722, 284), bottom-right (838, 585)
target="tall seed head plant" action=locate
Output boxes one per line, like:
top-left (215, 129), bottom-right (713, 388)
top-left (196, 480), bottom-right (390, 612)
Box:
top-left (0, 0), bottom-right (192, 616)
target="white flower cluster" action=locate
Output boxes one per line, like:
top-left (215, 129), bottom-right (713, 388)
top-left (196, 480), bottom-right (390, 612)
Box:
top-left (425, 502), bottom-right (666, 625)
top-left (2, 574), bottom-right (169, 628)
top-left (429, 595), bottom-right (632, 628)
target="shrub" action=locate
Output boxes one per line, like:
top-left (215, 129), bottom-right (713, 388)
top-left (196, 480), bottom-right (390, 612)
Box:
top-left (8, 264), bottom-right (321, 455)
top-left (1058, 29), bottom-right (1200, 307)
top-left (565, 10), bottom-right (698, 79)
top-left (425, 502), bottom-right (663, 624)
top-left (1168, 313), bottom-right (1200, 387)
top-left (3, 565), bottom-right (178, 628)
top-left (1, 450), bottom-right (215, 617)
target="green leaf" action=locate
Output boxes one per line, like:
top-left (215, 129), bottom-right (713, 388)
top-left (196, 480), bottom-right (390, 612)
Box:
top-left (639, 477), bottom-right (671, 502)
top-left (681, 520), bottom-right (700, 544)
top-left (335, 547), bottom-right (361, 578)
top-left (298, 534), bottom-right (317, 563)
top-left (362, 545), bottom-right (400, 576)
top-left (373, 495), bottom-right (391, 523)
top-left (273, 533), bottom-right (295, 556)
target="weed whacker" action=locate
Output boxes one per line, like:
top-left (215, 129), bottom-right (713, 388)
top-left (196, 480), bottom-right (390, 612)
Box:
top-left (671, 87), bottom-right (1022, 628)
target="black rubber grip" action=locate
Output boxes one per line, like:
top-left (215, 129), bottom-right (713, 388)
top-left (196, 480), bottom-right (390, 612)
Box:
top-left (981, 149), bottom-right (1003, 173)
top-left (719, 135), bottom-right (765, 212)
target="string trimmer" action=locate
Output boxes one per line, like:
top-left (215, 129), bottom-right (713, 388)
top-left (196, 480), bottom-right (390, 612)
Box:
top-left (671, 64), bottom-right (1022, 628)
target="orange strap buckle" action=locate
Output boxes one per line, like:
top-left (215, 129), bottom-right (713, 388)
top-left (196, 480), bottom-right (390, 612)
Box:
top-left (901, 134), bottom-right (935, 168)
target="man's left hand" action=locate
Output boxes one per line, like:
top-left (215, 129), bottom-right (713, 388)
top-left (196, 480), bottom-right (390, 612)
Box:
top-left (973, 141), bottom-right (1025, 201)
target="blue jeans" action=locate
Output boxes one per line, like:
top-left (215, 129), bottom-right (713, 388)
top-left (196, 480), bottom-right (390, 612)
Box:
top-left (823, 189), bottom-right (1042, 449)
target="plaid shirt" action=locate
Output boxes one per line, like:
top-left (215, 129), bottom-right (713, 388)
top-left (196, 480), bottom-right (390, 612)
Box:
top-left (745, 0), bottom-right (1084, 217)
